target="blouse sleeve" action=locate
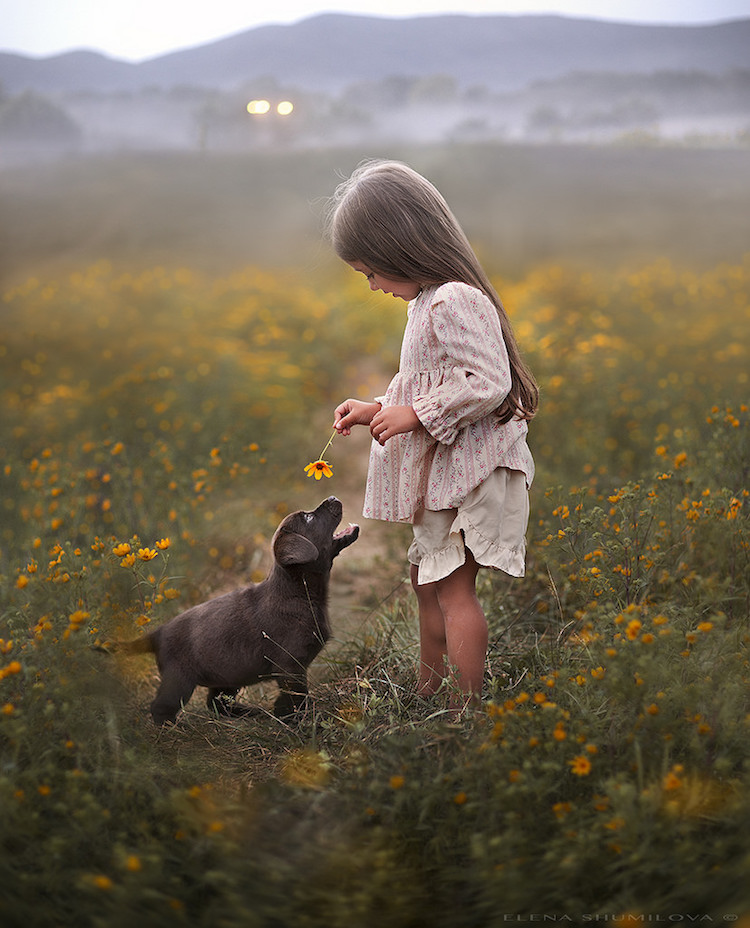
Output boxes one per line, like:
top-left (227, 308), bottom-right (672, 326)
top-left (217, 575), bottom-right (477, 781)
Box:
top-left (411, 283), bottom-right (512, 445)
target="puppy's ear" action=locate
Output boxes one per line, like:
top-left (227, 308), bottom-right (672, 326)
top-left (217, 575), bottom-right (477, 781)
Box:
top-left (274, 531), bottom-right (319, 566)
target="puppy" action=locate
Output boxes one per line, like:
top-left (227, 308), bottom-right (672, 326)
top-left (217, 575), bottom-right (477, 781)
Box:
top-left (114, 497), bottom-right (359, 725)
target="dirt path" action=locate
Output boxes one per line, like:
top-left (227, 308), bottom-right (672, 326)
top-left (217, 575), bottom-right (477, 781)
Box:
top-left (324, 426), bottom-right (412, 648)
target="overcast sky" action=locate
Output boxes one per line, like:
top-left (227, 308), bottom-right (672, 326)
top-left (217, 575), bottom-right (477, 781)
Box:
top-left (2, 0), bottom-right (748, 60)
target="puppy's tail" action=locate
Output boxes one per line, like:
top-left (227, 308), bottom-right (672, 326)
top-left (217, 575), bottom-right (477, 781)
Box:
top-left (92, 636), bottom-right (155, 656)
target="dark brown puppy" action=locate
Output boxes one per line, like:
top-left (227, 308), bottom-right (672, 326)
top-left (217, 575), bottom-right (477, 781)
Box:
top-left (117, 497), bottom-right (359, 725)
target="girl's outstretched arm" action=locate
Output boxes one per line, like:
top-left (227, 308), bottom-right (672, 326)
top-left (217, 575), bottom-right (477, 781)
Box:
top-left (333, 399), bottom-right (382, 436)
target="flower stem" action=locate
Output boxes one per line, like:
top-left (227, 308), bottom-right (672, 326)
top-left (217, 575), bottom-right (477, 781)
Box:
top-left (318, 430), bottom-right (336, 460)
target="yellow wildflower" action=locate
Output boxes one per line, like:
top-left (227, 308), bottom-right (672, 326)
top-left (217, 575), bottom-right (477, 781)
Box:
top-left (137, 548), bottom-right (158, 561)
top-left (281, 748), bottom-right (331, 789)
top-left (727, 498), bottom-right (742, 519)
top-left (663, 771), bottom-right (682, 791)
top-left (625, 618), bottom-right (642, 640)
top-left (0, 661), bottom-right (22, 680)
top-left (568, 755), bottom-right (592, 776)
top-left (304, 459), bottom-right (333, 480)
top-left (304, 430), bottom-right (336, 479)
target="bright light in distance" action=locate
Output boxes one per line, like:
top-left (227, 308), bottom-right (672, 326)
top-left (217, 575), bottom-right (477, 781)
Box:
top-left (247, 99), bottom-right (270, 115)
top-left (277, 101), bottom-right (294, 116)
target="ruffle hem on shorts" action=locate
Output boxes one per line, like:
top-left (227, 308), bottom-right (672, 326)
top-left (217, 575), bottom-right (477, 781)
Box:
top-left (408, 510), bottom-right (526, 585)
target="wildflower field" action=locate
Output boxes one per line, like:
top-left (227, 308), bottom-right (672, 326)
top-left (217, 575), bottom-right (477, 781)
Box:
top-left (1, 145), bottom-right (749, 925)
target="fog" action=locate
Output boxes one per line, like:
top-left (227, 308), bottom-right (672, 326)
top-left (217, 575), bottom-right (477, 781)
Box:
top-left (1, 66), bottom-right (750, 162)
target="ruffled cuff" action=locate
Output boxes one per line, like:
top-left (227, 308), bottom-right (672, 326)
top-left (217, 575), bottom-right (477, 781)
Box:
top-left (412, 393), bottom-right (458, 445)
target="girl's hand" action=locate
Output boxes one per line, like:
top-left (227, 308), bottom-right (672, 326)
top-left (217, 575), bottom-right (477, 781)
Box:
top-left (370, 405), bottom-right (421, 445)
top-left (333, 399), bottom-right (382, 436)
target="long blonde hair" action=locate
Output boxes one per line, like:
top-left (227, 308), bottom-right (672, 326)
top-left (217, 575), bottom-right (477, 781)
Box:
top-left (328, 160), bottom-right (538, 422)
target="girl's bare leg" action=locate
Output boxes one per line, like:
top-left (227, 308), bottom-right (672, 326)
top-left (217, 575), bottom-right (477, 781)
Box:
top-left (434, 552), bottom-right (487, 702)
top-left (412, 552), bottom-right (488, 702)
top-left (411, 564), bottom-right (447, 696)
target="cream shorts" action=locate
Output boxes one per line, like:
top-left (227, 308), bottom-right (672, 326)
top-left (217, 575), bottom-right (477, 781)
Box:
top-left (407, 467), bottom-right (529, 585)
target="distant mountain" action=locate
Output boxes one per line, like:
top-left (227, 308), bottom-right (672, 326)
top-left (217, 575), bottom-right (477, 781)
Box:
top-left (1, 13), bottom-right (749, 96)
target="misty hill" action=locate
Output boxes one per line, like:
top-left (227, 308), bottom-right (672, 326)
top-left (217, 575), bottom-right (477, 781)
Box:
top-left (2, 13), bottom-right (749, 95)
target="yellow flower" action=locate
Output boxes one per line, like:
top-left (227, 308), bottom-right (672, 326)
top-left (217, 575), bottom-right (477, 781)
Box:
top-left (553, 801), bottom-right (572, 820)
top-left (304, 431), bottom-right (336, 479)
top-left (0, 661), bottom-right (22, 680)
top-left (304, 459), bottom-right (333, 480)
top-left (625, 618), bottom-right (642, 640)
top-left (663, 771), bottom-right (682, 791)
top-left (568, 755), bottom-right (592, 776)
top-left (113, 543), bottom-right (131, 557)
top-left (137, 548), bottom-right (158, 561)
top-left (281, 749), bottom-right (331, 789)
top-left (389, 775), bottom-right (405, 790)
top-left (155, 538), bottom-right (171, 550)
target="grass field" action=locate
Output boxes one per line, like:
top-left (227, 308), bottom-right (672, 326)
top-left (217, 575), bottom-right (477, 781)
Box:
top-left (1, 143), bottom-right (749, 925)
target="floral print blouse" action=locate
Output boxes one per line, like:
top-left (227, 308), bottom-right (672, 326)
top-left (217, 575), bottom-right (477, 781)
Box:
top-left (363, 281), bottom-right (535, 523)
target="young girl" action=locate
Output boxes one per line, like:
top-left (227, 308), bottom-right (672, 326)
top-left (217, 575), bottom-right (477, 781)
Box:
top-left (330, 160), bottom-right (538, 705)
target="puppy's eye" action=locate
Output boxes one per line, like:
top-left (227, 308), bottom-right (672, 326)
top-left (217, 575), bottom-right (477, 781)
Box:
top-left (303, 513), bottom-right (314, 523)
